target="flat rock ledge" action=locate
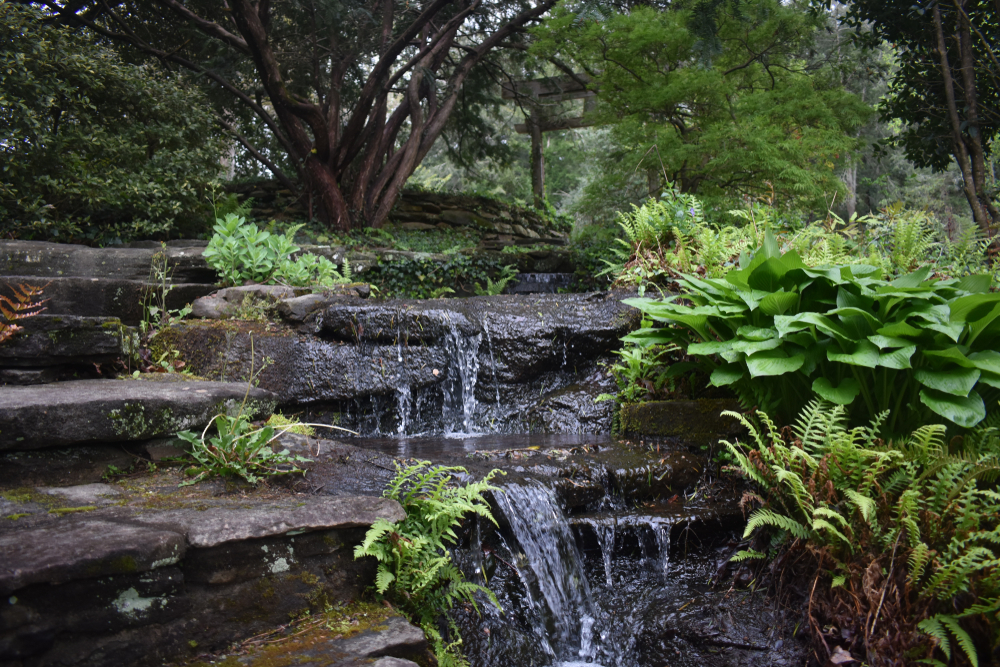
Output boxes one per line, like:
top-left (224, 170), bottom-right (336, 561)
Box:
top-left (0, 494), bottom-right (404, 667)
top-left (0, 377), bottom-right (276, 450)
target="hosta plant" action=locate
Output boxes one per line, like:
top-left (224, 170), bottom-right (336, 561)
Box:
top-left (724, 401), bottom-right (1000, 666)
top-left (355, 462), bottom-right (503, 667)
top-left (203, 214), bottom-right (351, 287)
top-left (625, 231), bottom-right (1000, 435)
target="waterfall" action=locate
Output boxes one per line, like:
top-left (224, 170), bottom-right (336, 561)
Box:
top-left (494, 482), bottom-right (599, 662)
top-left (441, 323), bottom-right (481, 434)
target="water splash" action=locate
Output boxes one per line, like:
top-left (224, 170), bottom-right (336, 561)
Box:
top-left (494, 482), bottom-right (596, 652)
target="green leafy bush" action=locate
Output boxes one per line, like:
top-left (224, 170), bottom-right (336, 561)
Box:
top-left (0, 4), bottom-right (223, 244)
top-left (354, 462), bottom-right (503, 667)
top-left (366, 254), bottom-right (505, 299)
top-left (724, 401), bottom-right (1000, 666)
top-left (203, 214), bottom-right (351, 287)
top-left (625, 233), bottom-right (1000, 434)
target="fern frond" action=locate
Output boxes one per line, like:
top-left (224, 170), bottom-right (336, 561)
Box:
top-left (744, 508), bottom-right (809, 540)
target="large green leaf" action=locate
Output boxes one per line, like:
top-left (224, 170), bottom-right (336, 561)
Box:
top-left (746, 349), bottom-right (805, 377)
top-left (759, 291), bottom-right (798, 316)
top-left (914, 367), bottom-right (980, 397)
top-left (922, 347), bottom-right (975, 368)
top-left (876, 321), bottom-right (924, 338)
top-left (878, 345), bottom-right (916, 369)
top-left (774, 312), bottom-right (849, 342)
top-left (868, 335), bottom-right (911, 349)
top-left (955, 274), bottom-right (993, 293)
top-left (977, 370), bottom-right (1000, 389)
top-left (812, 377), bottom-right (860, 405)
top-left (969, 350), bottom-right (1000, 374)
top-left (730, 338), bottom-right (783, 354)
top-left (737, 326), bottom-right (778, 341)
top-left (827, 340), bottom-right (880, 368)
top-left (710, 363), bottom-right (745, 386)
top-left (747, 257), bottom-right (791, 292)
top-left (919, 389), bottom-right (986, 427)
top-left (688, 340), bottom-right (736, 355)
top-left (890, 266), bottom-right (931, 288)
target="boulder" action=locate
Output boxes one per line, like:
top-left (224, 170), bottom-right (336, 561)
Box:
top-left (0, 376), bottom-right (276, 450)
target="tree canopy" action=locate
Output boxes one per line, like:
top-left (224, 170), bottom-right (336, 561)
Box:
top-left (531, 0), bottom-right (870, 210)
top-left (39, 0), bottom-right (558, 230)
top-left (0, 3), bottom-right (223, 243)
top-left (837, 0), bottom-right (1000, 233)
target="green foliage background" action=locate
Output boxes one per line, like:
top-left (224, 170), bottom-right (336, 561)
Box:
top-left (0, 3), bottom-right (223, 244)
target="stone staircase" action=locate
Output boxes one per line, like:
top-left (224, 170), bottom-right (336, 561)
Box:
top-left (0, 241), bottom-right (425, 667)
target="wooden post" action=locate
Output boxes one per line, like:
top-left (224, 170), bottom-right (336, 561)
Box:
top-left (528, 114), bottom-right (545, 209)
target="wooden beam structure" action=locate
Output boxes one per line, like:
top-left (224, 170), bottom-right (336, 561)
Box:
top-left (503, 75), bottom-right (599, 208)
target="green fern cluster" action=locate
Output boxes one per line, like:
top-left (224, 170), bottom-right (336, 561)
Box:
top-left (354, 462), bottom-right (504, 667)
top-left (726, 401), bottom-right (1000, 666)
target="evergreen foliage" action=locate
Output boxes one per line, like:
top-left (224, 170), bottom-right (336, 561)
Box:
top-left (354, 462), bottom-right (503, 667)
top-left (0, 3), bottom-right (223, 244)
top-left (532, 0), bottom-right (871, 210)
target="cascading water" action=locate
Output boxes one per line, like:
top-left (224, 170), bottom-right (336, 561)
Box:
top-left (493, 481), bottom-right (599, 663)
top-left (441, 323), bottom-right (481, 434)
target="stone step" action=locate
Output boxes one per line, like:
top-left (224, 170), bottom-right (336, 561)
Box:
top-left (618, 398), bottom-right (746, 446)
top-left (0, 377), bottom-right (276, 450)
top-left (0, 275), bottom-right (215, 325)
top-left (0, 240), bottom-right (216, 283)
top-left (0, 316), bottom-right (134, 385)
top-left (0, 482), bottom-right (404, 667)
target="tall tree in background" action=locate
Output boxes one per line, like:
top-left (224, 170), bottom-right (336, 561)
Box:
top-left (39, 0), bottom-right (557, 230)
top-left (839, 0), bottom-right (1000, 234)
top-left (533, 0), bottom-right (870, 210)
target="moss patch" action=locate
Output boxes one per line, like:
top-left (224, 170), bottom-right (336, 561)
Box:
top-left (182, 600), bottom-right (397, 667)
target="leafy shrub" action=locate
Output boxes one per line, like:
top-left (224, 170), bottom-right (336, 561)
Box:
top-left (473, 264), bottom-right (518, 296)
top-left (625, 233), bottom-right (1000, 434)
top-left (0, 4), bottom-right (223, 244)
top-left (203, 214), bottom-right (351, 287)
top-left (366, 254), bottom-right (506, 299)
top-left (355, 462), bottom-right (503, 667)
top-left (724, 401), bottom-right (1000, 666)
top-left (176, 413), bottom-right (313, 486)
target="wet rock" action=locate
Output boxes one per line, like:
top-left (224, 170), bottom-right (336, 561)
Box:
top-left (0, 315), bottom-right (133, 368)
top-left (38, 484), bottom-right (123, 506)
top-left (619, 399), bottom-right (745, 445)
top-left (0, 368), bottom-right (61, 386)
top-left (0, 376), bottom-right (276, 450)
top-left (276, 288), bottom-right (371, 323)
top-left (337, 616), bottom-right (427, 658)
top-left (190, 284), bottom-right (297, 319)
top-left (155, 322), bottom-right (450, 404)
top-left (527, 367), bottom-right (616, 433)
top-left (130, 496), bottom-right (405, 548)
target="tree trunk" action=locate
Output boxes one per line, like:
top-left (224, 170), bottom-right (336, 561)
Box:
top-left (933, 3), bottom-right (993, 235)
top-left (304, 157), bottom-right (351, 232)
top-left (529, 114), bottom-right (545, 209)
top-left (841, 164), bottom-right (857, 219)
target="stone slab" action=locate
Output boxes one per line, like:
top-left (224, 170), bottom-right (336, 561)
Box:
top-left (0, 315), bottom-right (132, 368)
top-left (0, 276), bottom-right (214, 325)
top-left (129, 496), bottom-right (405, 548)
top-left (0, 377), bottom-right (276, 450)
top-left (0, 520), bottom-right (186, 594)
top-left (0, 240), bottom-right (216, 283)
top-left (38, 483), bottom-right (123, 506)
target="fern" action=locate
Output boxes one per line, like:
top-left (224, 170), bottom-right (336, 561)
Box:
top-left (727, 402), bottom-right (1000, 666)
top-left (355, 462), bottom-right (505, 666)
top-left (0, 283), bottom-right (47, 345)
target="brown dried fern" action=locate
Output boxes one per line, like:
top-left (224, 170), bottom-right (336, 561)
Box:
top-left (0, 283), bottom-right (48, 345)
